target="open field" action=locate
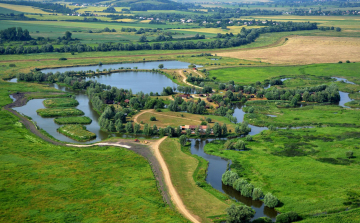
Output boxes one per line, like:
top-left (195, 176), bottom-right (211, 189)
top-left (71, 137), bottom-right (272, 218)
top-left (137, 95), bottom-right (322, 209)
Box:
top-left (244, 102), bottom-right (360, 127)
top-left (209, 62), bottom-right (360, 86)
top-left (159, 138), bottom-right (229, 222)
top-left (135, 109), bottom-right (237, 132)
top-left (43, 98), bottom-right (79, 108)
top-left (217, 36), bottom-right (360, 65)
top-left (204, 127), bottom-right (360, 217)
top-left (0, 3), bottom-right (51, 14)
top-left (58, 124), bottom-right (96, 141)
top-left (36, 107), bottom-right (84, 117)
top-left (54, 116), bottom-right (92, 124)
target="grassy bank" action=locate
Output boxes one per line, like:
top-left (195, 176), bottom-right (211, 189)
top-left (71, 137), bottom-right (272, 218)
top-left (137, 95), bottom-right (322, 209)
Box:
top-left (159, 138), bottom-right (230, 222)
top-left (43, 98), bottom-right (79, 108)
top-left (203, 127), bottom-right (360, 219)
top-left (54, 116), bottom-right (92, 125)
top-left (58, 124), bottom-right (96, 141)
top-left (36, 107), bottom-right (84, 117)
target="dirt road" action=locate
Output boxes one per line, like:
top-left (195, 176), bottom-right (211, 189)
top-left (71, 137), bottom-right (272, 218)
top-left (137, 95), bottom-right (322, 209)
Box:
top-left (152, 137), bottom-right (201, 223)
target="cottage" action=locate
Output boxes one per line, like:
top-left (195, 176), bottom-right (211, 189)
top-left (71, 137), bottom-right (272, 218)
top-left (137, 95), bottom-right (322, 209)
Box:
top-left (124, 99), bottom-right (130, 103)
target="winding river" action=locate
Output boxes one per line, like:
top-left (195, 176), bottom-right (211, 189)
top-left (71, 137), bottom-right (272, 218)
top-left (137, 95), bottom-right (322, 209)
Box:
top-left (7, 61), bottom-right (357, 221)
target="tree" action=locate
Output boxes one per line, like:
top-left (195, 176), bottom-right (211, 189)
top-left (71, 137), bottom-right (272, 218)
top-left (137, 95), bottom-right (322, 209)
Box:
top-left (233, 178), bottom-right (248, 191)
top-left (245, 135), bottom-right (253, 141)
top-left (252, 188), bottom-right (263, 200)
top-left (234, 140), bottom-right (246, 150)
top-left (213, 122), bottom-right (221, 137)
top-left (346, 151), bottom-right (354, 159)
top-left (195, 126), bottom-right (200, 137)
top-left (222, 170), bottom-right (239, 187)
top-left (276, 212), bottom-right (301, 223)
top-left (186, 128), bottom-right (191, 137)
top-left (125, 122), bottom-right (133, 133)
top-left (143, 123), bottom-right (150, 136)
top-left (241, 184), bottom-right (254, 197)
top-left (158, 64), bottom-right (164, 69)
top-left (139, 35), bottom-right (147, 42)
top-left (226, 204), bottom-right (255, 223)
top-left (134, 123), bottom-right (140, 134)
top-left (222, 123), bottom-right (227, 136)
top-left (179, 135), bottom-right (187, 146)
top-left (150, 116), bottom-right (156, 121)
top-left (65, 31), bottom-right (72, 40)
top-left (336, 27), bottom-right (341, 32)
top-left (206, 117), bottom-right (212, 123)
top-left (153, 124), bottom-right (157, 133)
top-left (264, 193), bottom-right (278, 208)
top-left (205, 124), bottom-right (211, 137)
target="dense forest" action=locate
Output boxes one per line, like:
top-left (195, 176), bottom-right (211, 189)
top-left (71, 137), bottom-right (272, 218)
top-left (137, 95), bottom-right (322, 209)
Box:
top-left (0, 27), bottom-right (31, 41)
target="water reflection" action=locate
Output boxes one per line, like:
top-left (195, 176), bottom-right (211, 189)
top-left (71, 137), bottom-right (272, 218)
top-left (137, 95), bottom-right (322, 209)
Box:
top-left (41, 60), bottom-right (199, 74)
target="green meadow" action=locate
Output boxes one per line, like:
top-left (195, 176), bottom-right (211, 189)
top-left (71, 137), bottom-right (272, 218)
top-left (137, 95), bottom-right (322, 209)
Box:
top-left (43, 98), bottom-right (79, 108)
top-left (36, 107), bottom-right (84, 117)
top-left (57, 124), bottom-right (96, 141)
top-left (204, 127), bottom-right (360, 218)
top-left (54, 116), bottom-right (92, 125)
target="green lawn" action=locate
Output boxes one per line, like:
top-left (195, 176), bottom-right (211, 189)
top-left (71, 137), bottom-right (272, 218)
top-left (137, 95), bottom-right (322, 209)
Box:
top-left (54, 116), bottom-right (92, 125)
top-left (36, 107), bottom-right (84, 117)
top-left (204, 127), bottom-right (360, 218)
top-left (43, 97), bottom-right (79, 108)
top-left (57, 124), bottom-right (96, 141)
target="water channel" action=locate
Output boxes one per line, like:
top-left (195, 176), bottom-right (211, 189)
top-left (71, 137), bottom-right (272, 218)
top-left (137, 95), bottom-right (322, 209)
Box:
top-left (8, 61), bottom-right (357, 221)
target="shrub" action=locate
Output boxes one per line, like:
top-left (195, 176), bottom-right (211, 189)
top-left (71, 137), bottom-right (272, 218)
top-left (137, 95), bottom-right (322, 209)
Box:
top-left (346, 60), bottom-right (351, 63)
top-left (264, 193), bottom-right (279, 208)
top-left (201, 121), bottom-right (207, 125)
top-left (248, 107), bottom-right (254, 113)
top-left (252, 188), bottom-right (264, 200)
top-left (338, 61), bottom-right (343, 63)
top-left (206, 117), bottom-right (212, 123)
top-left (9, 64), bottom-right (16, 67)
top-left (253, 217), bottom-right (272, 223)
top-left (245, 135), bottom-right (253, 141)
top-left (276, 212), bottom-right (301, 223)
top-left (156, 108), bottom-right (162, 112)
top-left (234, 178), bottom-right (248, 191)
top-left (59, 57), bottom-right (67, 60)
top-left (226, 204), bottom-right (255, 223)
top-left (241, 184), bottom-right (254, 197)
top-left (346, 151), bottom-right (354, 159)
top-left (234, 140), bottom-right (246, 150)
top-left (150, 116), bottom-right (156, 121)
top-left (222, 170), bottom-right (239, 187)
top-left (179, 135), bottom-right (187, 146)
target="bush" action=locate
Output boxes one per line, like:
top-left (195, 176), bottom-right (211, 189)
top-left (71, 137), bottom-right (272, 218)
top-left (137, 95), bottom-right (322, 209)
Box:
top-left (338, 61), bottom-right (343, 63)
top-left (245, 135), bottom-right (253, 141)
top-left (346, 60), bottom-right (351, 63)
top-left (276, 212), bottom-right (301, 223)
top-left (150, 116), bottom-right (156, 121)
top-left (253, 217), bottom-right (272, 223)
top-left (233, 178), bottom-right (248, 191)
top-left (241, 184), bottom-right (254, 197)
top-left (59, 57), bottom-right (67, 60)
top-left (252, 188), bottom-right (264, 200)
top-left (201, 121), bottom-right (207, 125)
top-left (222, 170), bottom-right (239, 187)
top-left (179, 135), bottom-right (187, 146)
top-left (226, 204), bottom-right (255, 223)
top-left (234, 140), bottom-right (246, 150)
top-left (9, 64), bottom-right (16, 67)
top-left (346, 151), bottom-right (354, 159)
top-left (264, 193), bottom-right (279, 208)
top-left (156, 108), bottom-right (162, 112)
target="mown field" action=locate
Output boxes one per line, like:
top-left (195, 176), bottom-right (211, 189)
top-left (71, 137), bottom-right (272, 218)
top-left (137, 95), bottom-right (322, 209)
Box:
top-left (204, 127), bottom-right (360, 218)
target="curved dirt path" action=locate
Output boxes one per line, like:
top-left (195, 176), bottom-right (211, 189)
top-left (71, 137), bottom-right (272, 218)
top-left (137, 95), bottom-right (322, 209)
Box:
top-left (152, 137), bottom-right (200, 223)
top-left (177, 70), bottom-right (203, 89)
top-left (133, 109), bottom-right (154, 124)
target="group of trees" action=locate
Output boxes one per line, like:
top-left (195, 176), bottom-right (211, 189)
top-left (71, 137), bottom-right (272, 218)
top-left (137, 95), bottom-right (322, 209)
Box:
top-left (0, 21), bottom-right (318, 55)
top-left (0, 27), bottom-right (31, 41)
top-left (264, 84), bottom-right (340, 104)
top-left (222, 170), bottom-right (279, 208)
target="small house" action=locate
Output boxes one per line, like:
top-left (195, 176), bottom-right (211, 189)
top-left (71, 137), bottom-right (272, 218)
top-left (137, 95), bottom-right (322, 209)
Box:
top-left (124, 99), bottom-right (130, 103)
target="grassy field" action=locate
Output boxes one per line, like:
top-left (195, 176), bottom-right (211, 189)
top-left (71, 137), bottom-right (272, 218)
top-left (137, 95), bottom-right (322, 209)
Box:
top-left (54, 116), bottom-right (92, 124)
top-left (159, 138), bottom-right (230, 222)
top-left (36, 107), bottom-right (84, 117)
top-left (204, 127), bottom-right (360, 218)
top-left (209, 62), bottom-right (360, 87)
top-left (0, 3), bottom-right (51, 14)
top-left (135, 109), bottom-right (236, 132)
top-left (344, 100), bottom-right (360, 108)
top-left (57, 124), bottom-right (96, 141)
top-left (243, 102), bottom-right (360, 128)
top-left (43, 98), bottom-right (79, 108)
top-left (0, 82), bottom-right (187, 222)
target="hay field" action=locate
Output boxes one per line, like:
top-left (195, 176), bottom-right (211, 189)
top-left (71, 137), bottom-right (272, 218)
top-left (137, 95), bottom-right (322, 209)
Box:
top-left (216, 36), bottom-right (360, 65)
top-left (173, 26), bottom-right (261, 34)
top-left (0, 3), bottom-right (50, 14)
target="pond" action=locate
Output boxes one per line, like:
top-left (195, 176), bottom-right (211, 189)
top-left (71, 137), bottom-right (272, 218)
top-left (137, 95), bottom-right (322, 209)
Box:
top-left (41, 60), bottom-right (198, 74)
top-left (264, 78), bottom-right (290, 89)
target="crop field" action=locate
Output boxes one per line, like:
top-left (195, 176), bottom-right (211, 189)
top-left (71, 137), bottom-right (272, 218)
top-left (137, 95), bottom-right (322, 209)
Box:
top-left (54, 116), bottom-right (92, 124)
top-left (204, 127), bottom-right (360, 217)
top-left (0, 3), bottom-right (51, 14)
top-left (216, 36), bottom-right (360, 64)
top-left (43, 98), bottom-right (79, 108)
top-left (36, 107), bottom-right (84, 117)
top-left (57, 124), bottom-right (96, 141)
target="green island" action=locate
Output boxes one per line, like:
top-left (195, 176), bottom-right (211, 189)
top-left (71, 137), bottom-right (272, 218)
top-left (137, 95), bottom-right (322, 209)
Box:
top-left (58, 124), bottom-right (96, 141)
top-left (54, 116), bottom-right (92, 124)
top-left (43, 97), bottom-right (79, 108)
top-left (36, 108), bottom-right (84, 117)
top-left (1, 0), bottom-right (360, 222)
